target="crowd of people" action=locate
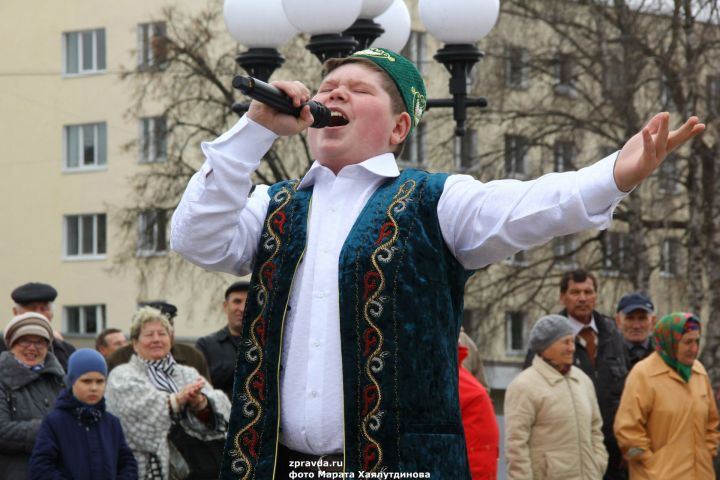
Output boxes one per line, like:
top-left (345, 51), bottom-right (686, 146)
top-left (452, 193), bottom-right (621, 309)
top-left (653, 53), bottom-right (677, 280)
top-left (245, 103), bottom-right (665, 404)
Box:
top-left (1, 45), bottom-right (714, 479)
top-left (505, 269), bottom-right (720, 479)
top-left (0, 282), bottom-right (234, 479)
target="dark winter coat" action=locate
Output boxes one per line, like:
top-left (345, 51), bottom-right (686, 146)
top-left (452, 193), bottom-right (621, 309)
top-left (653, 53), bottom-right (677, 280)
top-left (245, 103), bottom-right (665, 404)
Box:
top-left (195, 326), bottom-right (240, 398)
top-left (0, 351), bottom-right (65, 479)
top-left (28, 388), bottom-right (138, 480)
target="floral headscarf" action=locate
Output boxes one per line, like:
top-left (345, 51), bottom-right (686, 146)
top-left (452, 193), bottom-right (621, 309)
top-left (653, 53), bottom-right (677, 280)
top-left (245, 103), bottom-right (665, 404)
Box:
top-left (653, 312), bottom-right (701, 383)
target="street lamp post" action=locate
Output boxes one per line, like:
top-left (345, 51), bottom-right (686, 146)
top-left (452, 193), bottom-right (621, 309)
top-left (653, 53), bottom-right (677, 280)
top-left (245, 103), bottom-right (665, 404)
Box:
top-left (223, 0), bottom-right (499, 137)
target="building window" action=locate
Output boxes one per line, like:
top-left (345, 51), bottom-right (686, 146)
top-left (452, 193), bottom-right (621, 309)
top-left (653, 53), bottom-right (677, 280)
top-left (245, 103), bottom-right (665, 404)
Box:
top-left (604, 62), bottom-right (627, 97)
top-left (505, 46), bottom-right (529, 89)
top-left (64, 29), bottom-right (106, 75)
top-left (399, 122), bottom-right (426, 165)
top-left (64, 305), bottom-right (106, 334)
top-left (137, 210), bottom-right (167, 255)
top-left (504, 135), bottom-right (529, 177)
top-left (707, 75), bottom-right (720, 115)
top-left (505, 250), bottom-right (529, 267)
top-left (138, 22), bottom-right (168, 70)
top-left (65, 214), bottom-right (107, 258)
top-left (505, 311), bottom-right (527, 355)
top-left (554, 53), bottom-right (575, 96)
top-left (553, 234), bottom-right (577, 270)
top-left (553, 140), bottom-right (575, 172)
top-left (661, 237), bottom-right (680, 276)
top-left (658, 154), bottom-right (680, 194)
top-left (458, 128), bottom-right (479, 170)
top-left (599, 145), bottom-right (617, 159)
top-left (401, 31), bottom-right (428, 74)
top-left (140, 116), bottom-right (167, 163)
top-left (659, 75), bottom-right (677, 112)
top-left (603, 231), bottom-right (629, 274)
top-left (64, 122), bottom-right (107, 170)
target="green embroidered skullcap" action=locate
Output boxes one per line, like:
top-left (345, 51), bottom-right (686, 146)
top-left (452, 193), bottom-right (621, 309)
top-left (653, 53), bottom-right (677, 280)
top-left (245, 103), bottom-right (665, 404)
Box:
top-left (350, 47), bottom-right (427, 133)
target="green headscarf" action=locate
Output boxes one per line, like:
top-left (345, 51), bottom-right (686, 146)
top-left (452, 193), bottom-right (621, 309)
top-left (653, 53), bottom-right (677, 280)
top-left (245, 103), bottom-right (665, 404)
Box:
top-left (653, 312), bottom-right (701, 383)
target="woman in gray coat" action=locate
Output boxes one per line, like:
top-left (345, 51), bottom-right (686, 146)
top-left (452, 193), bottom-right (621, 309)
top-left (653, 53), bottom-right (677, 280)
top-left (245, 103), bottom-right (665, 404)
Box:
top-left (0, 312), bottom-right (65, 479)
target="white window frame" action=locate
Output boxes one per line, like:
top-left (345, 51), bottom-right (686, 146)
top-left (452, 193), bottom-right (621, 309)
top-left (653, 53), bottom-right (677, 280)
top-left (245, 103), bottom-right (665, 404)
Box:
top-left (657, 154), bottom-right (680, 195)
top-left (553, 234), bottom-right (578, 270)
top-left (63, 122), bottom-right (107, 171)
top-left (553, 140), bottom-right (574, 172)
top-left (505, 134), bottom-right (529, 178)
top-left (661, 237), bottom-right (680, 277)
top-left (139, 116), bottom-right (168, 163)
top-left (708, 75), bottom-right (720, 115)
top-left (63, 214), bottom-right (107, 260)
top-left (603, 231), bottom-right (629, 276)
top-left (505, 250), bottom-right (529, 267)
top-left (63, 29), bottom-right (106, 76)
top-left (505, 311), bottom-right (527, 355)
top-left (137, 22), bottom-right (168, 70)
top-left (64, 304), bottom-right (106, 335)
top-left (137, 209), bottom-right (168, 256)
top-left (659, 74), bottom-right (677, 112)
top-left (505, 46), bottom-right (529, 89)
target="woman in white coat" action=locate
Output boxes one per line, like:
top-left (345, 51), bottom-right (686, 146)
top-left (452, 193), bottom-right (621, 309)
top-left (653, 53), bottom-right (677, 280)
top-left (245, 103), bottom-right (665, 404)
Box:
top-left (505, 314), bottom-right (608, 479)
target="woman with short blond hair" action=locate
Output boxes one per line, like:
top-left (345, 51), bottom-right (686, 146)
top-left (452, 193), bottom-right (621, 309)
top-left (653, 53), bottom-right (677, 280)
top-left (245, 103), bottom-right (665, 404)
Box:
top-left (106, 306), bottom-right (231, 480)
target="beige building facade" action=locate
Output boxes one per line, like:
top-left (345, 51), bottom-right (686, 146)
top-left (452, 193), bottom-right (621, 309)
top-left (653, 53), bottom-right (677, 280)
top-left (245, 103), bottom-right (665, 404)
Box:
top-left (0, 0), bottom-right (237, 345)
top-left (1, 0), bottom-right (712, 392)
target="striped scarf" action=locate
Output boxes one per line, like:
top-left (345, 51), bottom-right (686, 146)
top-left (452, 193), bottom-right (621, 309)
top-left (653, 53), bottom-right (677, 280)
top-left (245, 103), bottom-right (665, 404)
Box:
top-left (142, 354), bottom-right (179, 393)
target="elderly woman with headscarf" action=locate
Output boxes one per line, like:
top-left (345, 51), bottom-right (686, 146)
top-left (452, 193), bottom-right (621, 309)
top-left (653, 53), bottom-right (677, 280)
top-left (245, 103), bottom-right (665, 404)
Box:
top-left (614, 312), bottom-right (719, 479)
top-left (0, 312), bottom-right (65, 478)
top-left (505, 314), bottom-right (608, 480)
top-left (105, 306), bottom-right (231, 480)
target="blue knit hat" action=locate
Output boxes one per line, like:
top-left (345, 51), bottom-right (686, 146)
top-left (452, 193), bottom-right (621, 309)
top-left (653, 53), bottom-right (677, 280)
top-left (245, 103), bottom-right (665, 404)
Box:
top-left (66, 348), bottom-right (108, 386)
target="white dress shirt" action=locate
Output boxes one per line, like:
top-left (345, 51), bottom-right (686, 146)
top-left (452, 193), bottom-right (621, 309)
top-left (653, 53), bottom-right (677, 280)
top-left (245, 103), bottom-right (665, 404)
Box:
top-left (171, 116), bottom-right (626, 455)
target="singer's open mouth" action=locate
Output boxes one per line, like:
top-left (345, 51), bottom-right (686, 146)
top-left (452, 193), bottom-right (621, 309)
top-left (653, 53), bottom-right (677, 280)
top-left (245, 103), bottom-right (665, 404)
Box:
top-left (328, 110), bottom-right (349, 127)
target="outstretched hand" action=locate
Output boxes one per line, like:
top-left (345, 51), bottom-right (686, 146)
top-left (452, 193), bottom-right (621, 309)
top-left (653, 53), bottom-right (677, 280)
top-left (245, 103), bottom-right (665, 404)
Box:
top-left (614, 113), bottom-right (705, 192)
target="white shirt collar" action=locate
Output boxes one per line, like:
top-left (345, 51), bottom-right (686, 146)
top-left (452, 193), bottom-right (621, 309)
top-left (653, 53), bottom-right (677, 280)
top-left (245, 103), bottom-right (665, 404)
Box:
top-left (566, 314), bottom-right (598, 336)
top-left (297, 153), bottom-right (400, 190)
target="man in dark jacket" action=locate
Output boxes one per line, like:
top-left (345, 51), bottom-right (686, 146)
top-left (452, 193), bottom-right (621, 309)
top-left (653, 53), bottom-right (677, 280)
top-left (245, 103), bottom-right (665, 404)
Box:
top-left (195, 281), bottom-right (249, 399)
top-left (106, 301), bottom-right (210, 381)
top-left (614, 292), bottom-right (656, 368)
top-left (524, 269), bottom-right (629, 480)
top-left (0, 282), bottom-right (76, 370)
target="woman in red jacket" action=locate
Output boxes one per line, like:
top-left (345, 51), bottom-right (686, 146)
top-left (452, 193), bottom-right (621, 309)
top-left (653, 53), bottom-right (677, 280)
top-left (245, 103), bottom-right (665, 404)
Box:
top-left (459, 344), bottom-right (499, 479)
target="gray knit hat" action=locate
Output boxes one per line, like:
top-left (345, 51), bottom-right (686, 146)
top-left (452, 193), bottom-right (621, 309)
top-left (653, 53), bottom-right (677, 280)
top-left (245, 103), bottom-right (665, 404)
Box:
top-left (528, 315), bottom-right (575, 354)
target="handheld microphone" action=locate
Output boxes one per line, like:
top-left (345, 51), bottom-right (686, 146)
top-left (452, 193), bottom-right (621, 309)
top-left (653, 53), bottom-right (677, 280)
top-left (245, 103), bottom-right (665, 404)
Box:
top-left (232, 76), bottom-right (348, 128)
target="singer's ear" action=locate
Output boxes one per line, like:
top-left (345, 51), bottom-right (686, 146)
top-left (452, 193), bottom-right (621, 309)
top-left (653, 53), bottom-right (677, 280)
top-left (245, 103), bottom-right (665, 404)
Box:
top-left (390, 112), bottom-right (412, 146)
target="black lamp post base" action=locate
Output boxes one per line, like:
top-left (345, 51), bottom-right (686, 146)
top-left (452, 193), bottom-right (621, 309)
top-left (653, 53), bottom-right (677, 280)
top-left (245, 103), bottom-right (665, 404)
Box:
top-left (235, 48), bottom-right (285, 83)
top-left (343, 19), bottom-right (385, 52)
top-left (306, 34), bottom-right (359, 63)
top-left (431, 44), bottom-right (485, 137)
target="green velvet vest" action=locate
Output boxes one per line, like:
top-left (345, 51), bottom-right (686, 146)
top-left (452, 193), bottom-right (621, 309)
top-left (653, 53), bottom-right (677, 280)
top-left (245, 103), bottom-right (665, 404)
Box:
top-left (220, 169), bottom-right (473, 479)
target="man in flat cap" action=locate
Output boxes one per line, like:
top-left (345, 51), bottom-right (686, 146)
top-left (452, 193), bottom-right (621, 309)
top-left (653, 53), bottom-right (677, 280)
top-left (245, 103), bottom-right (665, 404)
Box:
top-left (106, 301), bottom-right (210, 380)
top-left (615, 292), bottom-right (656, 368)
top-left (1, 282), bottom-right (76, 370)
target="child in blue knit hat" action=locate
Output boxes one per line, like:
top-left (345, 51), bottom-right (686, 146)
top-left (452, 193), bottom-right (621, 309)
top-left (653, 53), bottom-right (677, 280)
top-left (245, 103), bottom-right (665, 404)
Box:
top-left (28, 349), bottom-right (138, 480)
